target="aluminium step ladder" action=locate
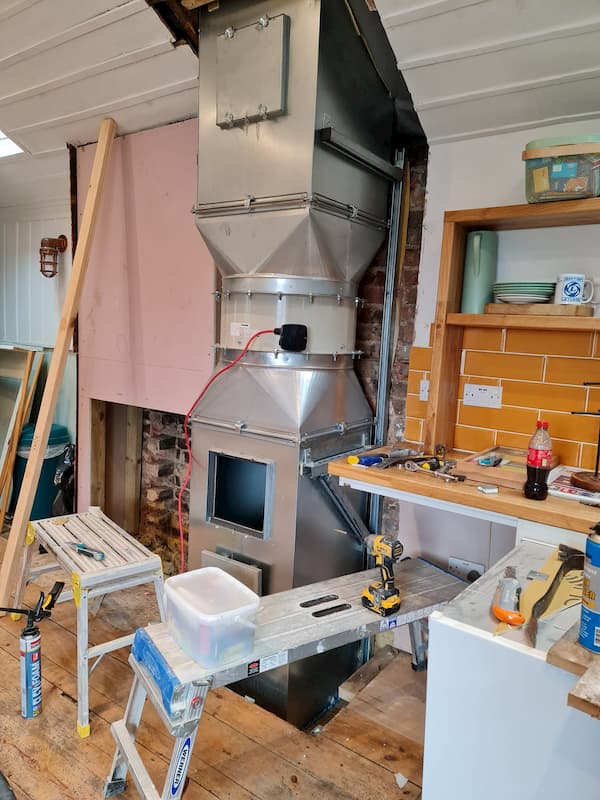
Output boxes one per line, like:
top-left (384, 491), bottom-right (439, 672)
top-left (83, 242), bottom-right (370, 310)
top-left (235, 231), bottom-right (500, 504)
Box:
top-left (14, 508), bottom-right (166, 737)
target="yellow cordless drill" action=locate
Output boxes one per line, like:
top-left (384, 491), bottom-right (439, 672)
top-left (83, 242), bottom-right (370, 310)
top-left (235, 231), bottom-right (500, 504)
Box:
top-left (361, 534), bottom-right (404, 616)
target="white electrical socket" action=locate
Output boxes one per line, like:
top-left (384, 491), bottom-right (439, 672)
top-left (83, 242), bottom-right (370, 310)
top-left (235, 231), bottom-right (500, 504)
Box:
top-left (463, 383), bottom-right (502, 409)
top-left (419, 378), bottom-right (429, 401)
top-left (448, 557), bottom-right (485, 583)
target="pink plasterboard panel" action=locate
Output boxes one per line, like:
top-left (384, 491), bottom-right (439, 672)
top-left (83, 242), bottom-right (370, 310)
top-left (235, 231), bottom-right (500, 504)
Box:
top-left (78, 118), bottom-right (214, 376)
top-left (77, 118), bottom-right (216, 509)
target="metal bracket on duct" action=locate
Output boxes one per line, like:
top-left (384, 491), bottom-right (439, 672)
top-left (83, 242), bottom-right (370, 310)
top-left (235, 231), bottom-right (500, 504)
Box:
top-left (316, 474), bottom-right (371, 546)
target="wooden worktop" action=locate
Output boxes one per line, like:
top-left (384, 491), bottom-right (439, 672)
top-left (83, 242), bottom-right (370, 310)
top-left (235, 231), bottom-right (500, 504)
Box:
top-left (547, 623), bottom-right (600, 719)
top-left (328, 453), bottom-right (600, 534)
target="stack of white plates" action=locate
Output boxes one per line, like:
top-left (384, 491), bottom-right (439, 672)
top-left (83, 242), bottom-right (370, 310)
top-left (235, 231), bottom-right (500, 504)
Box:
top-left (492, 282), bottom-right (555, 304)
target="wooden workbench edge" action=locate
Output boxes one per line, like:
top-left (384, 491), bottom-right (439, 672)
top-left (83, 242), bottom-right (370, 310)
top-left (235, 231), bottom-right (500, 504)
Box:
top-left (328, 457), bottom-right (600, 534)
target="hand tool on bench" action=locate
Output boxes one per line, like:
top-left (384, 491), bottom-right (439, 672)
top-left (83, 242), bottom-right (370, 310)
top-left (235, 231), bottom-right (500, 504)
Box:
top-left (491, 567), bottom-right (525, 626)
top-left (361, 534), bottom-right (404, 616)
top-left (404, 460), bottom-right (466, 482)
top-left (65, 542), bottom-right (105, 560)
top-left (526, 543), bottom-right (584, 646)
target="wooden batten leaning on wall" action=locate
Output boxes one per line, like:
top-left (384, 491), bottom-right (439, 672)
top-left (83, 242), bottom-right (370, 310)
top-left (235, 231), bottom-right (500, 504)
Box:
top-left (0, 118), bottom-right (117, 609)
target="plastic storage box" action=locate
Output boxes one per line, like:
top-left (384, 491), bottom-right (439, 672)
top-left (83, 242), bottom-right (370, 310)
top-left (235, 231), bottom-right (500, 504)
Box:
top-left (164, 567), bottom-right (260, 668)
top-left (523, 135), bottom-right (600, 203)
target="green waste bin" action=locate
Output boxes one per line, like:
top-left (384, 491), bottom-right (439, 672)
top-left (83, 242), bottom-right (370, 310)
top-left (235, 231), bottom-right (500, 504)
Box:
top-left (11, 423), bottom-right (71, 520)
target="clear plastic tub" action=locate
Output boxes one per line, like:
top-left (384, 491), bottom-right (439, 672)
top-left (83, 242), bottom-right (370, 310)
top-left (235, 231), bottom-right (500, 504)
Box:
top-left (523, 135), bottom-right (600, 203)
top-left (164, 567), bottom-right (260, 668)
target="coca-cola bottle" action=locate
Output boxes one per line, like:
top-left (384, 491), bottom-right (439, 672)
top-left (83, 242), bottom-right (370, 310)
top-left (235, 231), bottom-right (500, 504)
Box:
top-left (523, 420), bottom-right (552, 501)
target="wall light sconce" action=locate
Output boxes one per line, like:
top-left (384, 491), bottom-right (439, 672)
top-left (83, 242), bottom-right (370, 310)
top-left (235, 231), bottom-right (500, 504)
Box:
top-left (40, 235), bottom-right (68, 278)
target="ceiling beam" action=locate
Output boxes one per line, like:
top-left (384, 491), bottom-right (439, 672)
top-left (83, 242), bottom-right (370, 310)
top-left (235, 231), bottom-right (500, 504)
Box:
top-left (146, 0), bottom-right (199, 54)
top-left (181, 0), bottom-right (220, 9)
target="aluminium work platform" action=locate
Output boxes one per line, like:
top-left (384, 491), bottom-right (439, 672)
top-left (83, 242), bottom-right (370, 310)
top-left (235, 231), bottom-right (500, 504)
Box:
top-left (104, 559), bottom-right (464, 800)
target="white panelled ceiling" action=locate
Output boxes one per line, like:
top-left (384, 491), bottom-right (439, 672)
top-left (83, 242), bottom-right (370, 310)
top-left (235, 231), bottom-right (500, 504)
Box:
top-left (378, 0), bottom-right (600, 143)
top-left (2, 0), bottom-right (600, 206)
top-left (0, 0), bottom-right (198, 207)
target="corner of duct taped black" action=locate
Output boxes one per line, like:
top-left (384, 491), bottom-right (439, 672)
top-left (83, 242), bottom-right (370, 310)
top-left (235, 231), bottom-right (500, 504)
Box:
top-left (274, 324), bottom-right (308, 352)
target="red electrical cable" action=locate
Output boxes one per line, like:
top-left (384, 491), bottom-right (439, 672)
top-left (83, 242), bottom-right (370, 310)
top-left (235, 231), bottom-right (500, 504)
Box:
top-left (178, 329), bottom-right (275, 573)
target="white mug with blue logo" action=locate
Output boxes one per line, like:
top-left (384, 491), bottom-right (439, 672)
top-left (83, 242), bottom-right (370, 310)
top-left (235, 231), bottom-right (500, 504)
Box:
top-left (554, 273), bottom-right (593, 304)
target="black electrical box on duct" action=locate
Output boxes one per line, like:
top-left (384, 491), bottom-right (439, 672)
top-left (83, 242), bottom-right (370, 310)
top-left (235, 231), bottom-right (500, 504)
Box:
top-left (275, 324), bottom-right (308, 352)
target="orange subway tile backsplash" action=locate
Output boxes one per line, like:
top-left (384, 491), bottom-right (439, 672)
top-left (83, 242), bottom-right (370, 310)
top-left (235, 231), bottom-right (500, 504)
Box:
top-left (458, 403), bottom-right (537, 435)
top-left (496, 431), bottom-right (531, 450)
top-left (464, 351), bottom-right (544, 381)
top-left (405, 393), bottom-right (428, 419)
top-left (502, 381), bottom-right (586, 413)
top-left (404, 417), bottom-right (423, 445)
top-left (505, 329), bottom-right (594, 357)
top-left (407, 370), bottom-right (426, 395)
top-left (453, 425), bottom-right (495, 453)
top-left (586, 387), bottom-right (600, 412)
top-left (536, 410), bottom-right (597, 445)
top-left (462, 327), bottom-right (503, 351)
top-left (545, 357), bottom-right (600, 386)
top-left (551, 440), bottom-right (581, 468)
top-left (409, 346), bottom-right (432, 371)
top-left (407, 325), bottom-right (600, 468)
top-left (582, 444), bottom-right (600, 471)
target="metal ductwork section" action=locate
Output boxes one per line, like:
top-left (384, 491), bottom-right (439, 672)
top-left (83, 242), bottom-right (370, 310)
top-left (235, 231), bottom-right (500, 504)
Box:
top-left (188, 0), bottom-right (413, 726)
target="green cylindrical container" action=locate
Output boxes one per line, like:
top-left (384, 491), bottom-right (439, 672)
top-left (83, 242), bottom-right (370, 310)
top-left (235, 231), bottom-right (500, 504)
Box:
top-left (460, 230), bottom-right (498, 314)
top-left (11, 423), bottom-right (71, 520)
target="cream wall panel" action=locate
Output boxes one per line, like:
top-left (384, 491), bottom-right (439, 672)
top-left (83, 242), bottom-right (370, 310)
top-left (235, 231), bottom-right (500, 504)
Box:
top-left (0, 210), bottom-right (72, 347)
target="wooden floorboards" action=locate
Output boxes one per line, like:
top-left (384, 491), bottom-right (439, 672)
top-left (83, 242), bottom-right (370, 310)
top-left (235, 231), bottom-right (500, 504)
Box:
top-left (0, 548), bottom-right (425, 800)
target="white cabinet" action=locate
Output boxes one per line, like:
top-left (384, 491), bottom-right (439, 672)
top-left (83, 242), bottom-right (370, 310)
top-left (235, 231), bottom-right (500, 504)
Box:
top-left (423, 540), bottom-right (600, 800)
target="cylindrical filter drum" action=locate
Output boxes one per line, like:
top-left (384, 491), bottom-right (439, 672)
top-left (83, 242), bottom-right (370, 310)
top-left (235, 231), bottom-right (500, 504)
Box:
top-left (219, 276), bottom-right (358, 354)
top-left (579, 534), bottom-right (600, 653)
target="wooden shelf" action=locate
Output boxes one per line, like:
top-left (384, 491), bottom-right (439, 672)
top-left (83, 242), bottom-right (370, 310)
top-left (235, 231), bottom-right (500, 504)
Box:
top-left (424, 197), bottom-right (600, 453)
top-left (445, 196), bottom-right (600, 231)
top-left (446, 313), bottom-right (600, 331)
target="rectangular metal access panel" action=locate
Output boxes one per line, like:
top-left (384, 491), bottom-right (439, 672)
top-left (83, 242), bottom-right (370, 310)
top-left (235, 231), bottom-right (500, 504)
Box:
top-left (216, 13), bottom-right (290, 128)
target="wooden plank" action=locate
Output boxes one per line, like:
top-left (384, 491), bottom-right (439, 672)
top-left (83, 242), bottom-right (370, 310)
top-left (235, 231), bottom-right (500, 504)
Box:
top-left (0, 118), bottom-right (117, 609)
top-left (547, 622), bottom-right (596, 677)
top-left (568, 659), bottom-right (600, 719)
top-left (0, 350), bottom-right (34, 530)
top-left (123, 405), bottom-right (142, 533)
top-left (0, 351), bottom-right (31, 497)
top-left (484, 303), bottom-right (593, 317)
top-left (181, 0), bottom-right (219, 8)
top-left (448, 312), bottom-right (600, 330)
top-left (339, 645), bottom-right (398, 702)
top-left (206, 688), bottom-right (422, 800)
top-left (424, 219), bottom-right (465, 452)
top-left (90, 399), bottom-right (106, 509)
top-left (328, 453), bottom-right (600, 534)
top-left (445, 196), bottom-right (600, 231)
top-left (323, 708), bottom-right (424, 785)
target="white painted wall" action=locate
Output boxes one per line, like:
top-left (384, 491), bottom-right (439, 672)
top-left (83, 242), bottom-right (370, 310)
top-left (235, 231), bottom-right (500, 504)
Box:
top-left (414, 117), bottom-right (600, 346)
top-left (0, 194), bottom-right (76, 441)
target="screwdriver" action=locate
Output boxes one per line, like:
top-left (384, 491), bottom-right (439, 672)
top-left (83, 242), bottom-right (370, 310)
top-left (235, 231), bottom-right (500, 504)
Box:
top-left (66, 542), bottom-right (105, 561)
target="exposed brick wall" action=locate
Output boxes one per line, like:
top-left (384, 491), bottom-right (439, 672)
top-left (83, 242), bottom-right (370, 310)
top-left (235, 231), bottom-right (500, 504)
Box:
top-left (356, 143), bottom-right (429, 539)
top-left (356, 143), bottom-right (429, 439)
top-left (139, 410), bottom-right (188, 576)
